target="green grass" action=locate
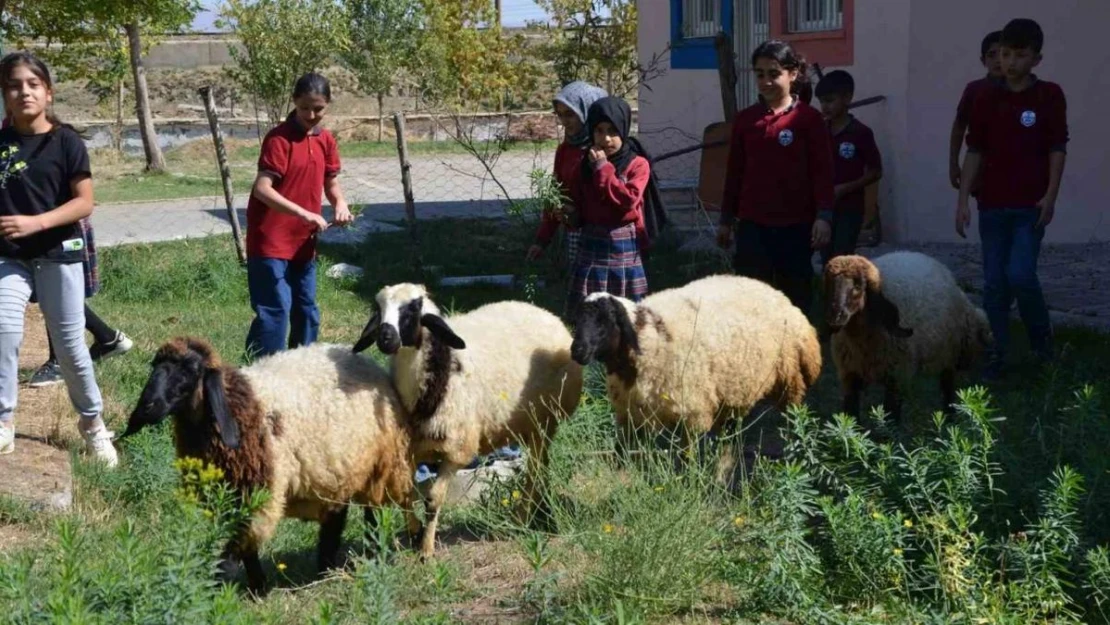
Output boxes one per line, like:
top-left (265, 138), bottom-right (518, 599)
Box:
top-left (91, 138), bottom-right (560, 204)
top-left (1, 219), bottom-right (1109, 624)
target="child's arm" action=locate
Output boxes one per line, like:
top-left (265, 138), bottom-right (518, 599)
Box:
top-left (949, 85), bottom-right (975, 189)
top-left (806, 114), bottom-right (836, 224)
top-left (1, 132), bottom-right (93, 239)
top-left (252, 174), bottom-right (329, 231)
top-left (323, 134), bottom-right (351, 226)
top-left (1037, 85), bottom-right (1069, 228)
top-left (588, 153), bottom-right (649, 223)
top-left (956, 91), bottom-right (991, 238)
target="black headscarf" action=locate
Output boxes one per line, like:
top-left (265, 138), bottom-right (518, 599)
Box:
top-left (582, 97), bottom-right (669, 249)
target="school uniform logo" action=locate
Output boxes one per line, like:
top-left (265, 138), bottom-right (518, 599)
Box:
top-left (778, 129), bottom-right (794, 146)
top-left (839, 142), bottom-right (856, 159)
top-left (1020, 110), bottom-right (1037, 127)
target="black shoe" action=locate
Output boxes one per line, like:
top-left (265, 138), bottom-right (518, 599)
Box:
top-left (89, 331), bottom-right (134, 362)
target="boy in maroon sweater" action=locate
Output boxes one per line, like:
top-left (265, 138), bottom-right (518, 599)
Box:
top-left (815, 70), bottom-right (882, 264)
top-left (949, 30), bottom-right (1003, 191)
top-left (956, 18), bottom-right (1068, 379)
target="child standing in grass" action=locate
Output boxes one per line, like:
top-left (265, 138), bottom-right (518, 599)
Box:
top-left (716, 40), bottom-right (834, 316)
top-left (566, 96), bottom-right (653, 319)
top-left (950, 30), bottom-right (1003, 193)
top-left (0, 51), bottom-right (117, 465)
top-left (957, 18), bottom-right (1067, 380)
top-left (245, 72), bottom-right (352, 360)
top-left (815, 69), bottom-right (882, 264)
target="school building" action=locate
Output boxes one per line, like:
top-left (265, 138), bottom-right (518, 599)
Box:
top-left (638, 0), bottom-right (1110, 243)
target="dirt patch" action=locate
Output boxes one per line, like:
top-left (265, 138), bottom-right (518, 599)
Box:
top-left (0, 437), bottom-right (73, 512)
top-left (440, 538), bottom-right (534, 624)
top-left (0, 523), bottom-right (46, 556)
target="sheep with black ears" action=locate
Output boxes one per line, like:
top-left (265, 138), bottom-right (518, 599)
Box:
top-left (353, 283), bottom-right (584, 559)
top-left (570, 274), bottom-right (822, 458)
top-left (120, 337), bottom-right (418, 594)
top-left (823, 251), bottom-right (993, 423)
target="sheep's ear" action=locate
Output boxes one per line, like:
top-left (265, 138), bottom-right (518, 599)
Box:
top-left (609, 299), bottom-right (640, 354)
top-left (421, 314), bottom-right (466, 350)
top-left (353, 309), bottom-right (382, 353)
top-left (866, 288), bottom-right (913, 338)
top-left (203, 368), bottom-right (241, 449)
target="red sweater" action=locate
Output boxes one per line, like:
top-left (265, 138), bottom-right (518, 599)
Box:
top-left (535, 142), bottom-right (585, 246)
top-left (719, 99), bottom-right (835, 227)
top-left (579, 155), bottom-right (650, 233)
top-left (246, 119), bottom-right (340, 261)
top-left (966, 77), bottom-right (1068, 210)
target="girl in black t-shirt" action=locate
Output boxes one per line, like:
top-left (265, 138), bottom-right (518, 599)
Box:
top-left (0, 52), bottom-right (118, 466)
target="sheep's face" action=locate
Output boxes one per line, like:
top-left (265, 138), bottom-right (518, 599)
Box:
top-left (823, 256), bottom-right (913, 338)
top-left (123, 349), bottom-right (206, 436)
top-left (571, 294), bottom-right (639, 366)
top-left (354, 284), bottom-right (465, 355)
top-left (824, 269), bottom-right (868, 329)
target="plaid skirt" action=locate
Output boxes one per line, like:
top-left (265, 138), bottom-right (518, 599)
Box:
top-left (569, 223), bottom-right (648, 302)
top-left (565, 229), bottom-right (580, 270)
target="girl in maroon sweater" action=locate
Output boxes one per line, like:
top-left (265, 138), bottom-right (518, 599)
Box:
top-left (717, 41), bottom-right (835, 316)
top-left (567, 97), bottom-right (651, 318)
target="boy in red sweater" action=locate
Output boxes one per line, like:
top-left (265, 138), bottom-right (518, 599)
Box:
top-left (957, 18), bottom-right (1068, 379)
top-left (717, 41), bottom-right (834, 316)
top-left (815, 69), bottom-right (882, 264)
top-left (950, 30), bottom-right (1003, 192)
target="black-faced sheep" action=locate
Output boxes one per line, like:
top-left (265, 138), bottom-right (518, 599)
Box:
top-left (823, 251), bottom-right (993, 423)
top-left (120, 337), bottom-right (417, 594)
top-left (353, 283), bottom-right (584, 559)
top-left (570, 274), bottom-right (822, 458)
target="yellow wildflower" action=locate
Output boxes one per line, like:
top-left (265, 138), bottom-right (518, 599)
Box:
top-left (602, 523), bottom-right (614, 534)
top-left (733, 515), bottom-right (746, 527)
top-left (277, 562), bottom-right (287, 572)
top-left (893, 548), bottom-right (904, 557)
top-left (653, 486), bottom-right (664, 493)
top-left (871, 511), bottom-right (883, 520)
top-left (903, 519), bottom-right (914, 529)
top-left (511, 490), bottom-right (522, 501)
top-left (501, 498), bottom-right (510, 507)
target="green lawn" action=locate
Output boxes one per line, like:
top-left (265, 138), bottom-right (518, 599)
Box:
top-left (91, 138), bottom-right (560, 205)
top-left (1, 220), bottom-right (1109, 624)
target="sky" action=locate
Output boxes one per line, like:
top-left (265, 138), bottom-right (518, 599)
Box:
top-left (191, 0), bottom-right (551, 32)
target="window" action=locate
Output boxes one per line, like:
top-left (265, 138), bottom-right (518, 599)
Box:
top-left (670, 0), bottom-right (733, 70)
top-left (786, 0), bottom-right (843, 33)
top-left (682, 0), bottom-right (722, 38)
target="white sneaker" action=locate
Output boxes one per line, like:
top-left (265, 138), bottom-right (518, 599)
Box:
top-left (81, 424), bottom-right (119, 467)
top-left (0, 423), bottom-right (13, 455)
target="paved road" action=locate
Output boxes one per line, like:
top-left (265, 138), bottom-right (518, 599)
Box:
top-left (90, 151), bottom-right (554, 247)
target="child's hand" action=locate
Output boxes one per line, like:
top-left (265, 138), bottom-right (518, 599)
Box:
top-left (0, 215), bottom-right (45, 239)
top-left (1035, 194), bottom-right (1056, 229)
top-left (716, 224), bottom-right (733, 249)
top-left (588, 147), bottom-right (607, 165)
top-left (810, 219), bottom-right (831, 249)
top-left (303, 211), bottom-right (330, 232)
top-left (333, 201), bottom-right (354, 227)
top-left (833, 184), bottom-right (849, 200)
top-left (526, 244), bottom-right (544, 261)
top-left (955, 201), bottom-right (971, 239)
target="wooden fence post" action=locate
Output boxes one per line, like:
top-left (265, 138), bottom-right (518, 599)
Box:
top-left (715, 31), bottom-right (738, 120)
top-left (393, 112), bottom-right (423, 274)
top-left (199, 86), bottom-right (246, 265)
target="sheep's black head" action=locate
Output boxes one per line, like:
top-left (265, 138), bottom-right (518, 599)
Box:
top-left (823, 256), bottom-right (912, 338)
top-left (570, 293), bottom-right (640, 366)
top-left (120, 337), bottom-right (241, 449)
top-left (354, 283), bottom-right (466, 356)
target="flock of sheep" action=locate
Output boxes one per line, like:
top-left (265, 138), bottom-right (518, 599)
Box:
top-left (117, 249), bottom-right (993, 594)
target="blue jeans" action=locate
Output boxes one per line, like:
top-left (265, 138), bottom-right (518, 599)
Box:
top-left (979, 208), bottom-right (1052, 360)
top-left (245, 257), bottom-right (320, 360)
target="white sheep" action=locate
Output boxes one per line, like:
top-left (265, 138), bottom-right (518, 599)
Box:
top-left (352, 283), bottom-right (584, 559)
top-left (120, 337), bottom-right (417, 594)
top-left (569, 274), bottom-right (823, 458)
top-left (823, 251), bottom-right (993, 422)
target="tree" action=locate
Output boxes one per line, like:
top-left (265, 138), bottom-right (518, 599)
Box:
top-left (7, 0), bottom-right (200, 172)
top-left (341, 0), bottom-right (422, 142)
top-left (531, 0), bottom-right (639, 97)
top-left (218, 0), bottom-right (350, 129)
top-left (414, 0), bottom-right (540, 111)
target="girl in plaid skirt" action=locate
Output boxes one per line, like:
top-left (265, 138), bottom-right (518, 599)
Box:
top-left (567, 97), bottom-right (654, 319)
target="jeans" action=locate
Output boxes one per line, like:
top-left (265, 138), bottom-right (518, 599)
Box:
top-left (820, 211), bottom-right (865, 265)
top-left (0, 258), bottom-right (102, 423)
top-left (978, 207), bottom-right (1052, 359)
top-left (733, 221), bottom-right (814, 316)
top-left (245, 257), bottom-right (320, 360)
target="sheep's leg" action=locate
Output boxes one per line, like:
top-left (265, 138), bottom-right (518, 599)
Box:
top-left (240, 547), bottom-right (267, 596)
top-left (420, 462), bottom-right (458, 561)
top-left (882, 376), bottom-right (903, 426)
top-left (940, 369), bottom-right (957, 416)
top-left (842, 374), bottom-right (864, 418)
top-left (317, 505), bottom-right (350, 574)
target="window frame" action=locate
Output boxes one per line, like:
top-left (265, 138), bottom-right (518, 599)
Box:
top-left (670, 0), bottom-right (734, 70)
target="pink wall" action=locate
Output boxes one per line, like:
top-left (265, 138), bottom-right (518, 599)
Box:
top-left (637, 0), bottom-right (1110, 243)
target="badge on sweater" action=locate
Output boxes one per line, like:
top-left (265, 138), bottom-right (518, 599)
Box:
top-left (778, 129), bottom-right (794, 146)
top-left (62, 238), bottom-right (85, 253)
top-left (1020, 110), bottom-right (1037, 127)
top-left (839, 142), bottom-right (856, 159)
